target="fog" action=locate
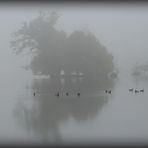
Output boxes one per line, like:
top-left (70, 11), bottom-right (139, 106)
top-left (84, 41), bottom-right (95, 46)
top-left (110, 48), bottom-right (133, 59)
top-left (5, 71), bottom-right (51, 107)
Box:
top-left (0, 2), bottom-right (148, 145)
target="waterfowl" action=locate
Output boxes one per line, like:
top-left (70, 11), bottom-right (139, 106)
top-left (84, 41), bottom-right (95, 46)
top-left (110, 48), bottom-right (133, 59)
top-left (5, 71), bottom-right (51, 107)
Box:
top-left (129, 89), bottom-right (133, 92)
top-left (108, 90), bottom-right (111, 94)
top-left (66, 92), bottom-right (69, 96)
top-left (55, 92), bottom-right (60, 97)
top-left (140, 89), bottom-right (144, 93)
top-left (135, 90), bottom-right (139, 93)
top-left (77, 92), bottom-right (80, 96)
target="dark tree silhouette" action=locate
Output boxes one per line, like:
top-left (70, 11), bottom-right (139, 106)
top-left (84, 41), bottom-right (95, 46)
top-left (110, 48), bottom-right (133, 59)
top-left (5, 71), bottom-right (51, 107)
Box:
top-left (11, 12), bottom-right (116, 92)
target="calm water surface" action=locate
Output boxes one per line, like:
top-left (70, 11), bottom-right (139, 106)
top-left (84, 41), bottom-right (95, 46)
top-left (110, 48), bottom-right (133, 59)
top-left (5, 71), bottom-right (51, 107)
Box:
top-left (0, 71), bottom-right (148, 145)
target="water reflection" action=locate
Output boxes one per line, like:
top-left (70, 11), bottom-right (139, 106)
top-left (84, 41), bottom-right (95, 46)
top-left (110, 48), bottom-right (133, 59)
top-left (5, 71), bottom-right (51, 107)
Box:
top-left (13, 74), bottom-right (116, 144)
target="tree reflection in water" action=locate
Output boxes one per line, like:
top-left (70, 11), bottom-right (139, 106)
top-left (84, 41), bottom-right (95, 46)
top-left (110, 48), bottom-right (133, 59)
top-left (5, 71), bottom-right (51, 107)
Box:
top-left (14, 77), bottom-right (115, 144)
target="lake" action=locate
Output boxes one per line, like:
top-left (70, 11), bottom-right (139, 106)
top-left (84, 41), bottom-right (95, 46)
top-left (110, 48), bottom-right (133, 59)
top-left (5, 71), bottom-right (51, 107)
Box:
top-left (0, 71), bottom-right (148, 146)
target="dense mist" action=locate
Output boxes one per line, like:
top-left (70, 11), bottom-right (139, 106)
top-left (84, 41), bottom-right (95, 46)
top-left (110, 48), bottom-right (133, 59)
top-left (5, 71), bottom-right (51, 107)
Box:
top-left (0, 3), bottom-right (148, 145)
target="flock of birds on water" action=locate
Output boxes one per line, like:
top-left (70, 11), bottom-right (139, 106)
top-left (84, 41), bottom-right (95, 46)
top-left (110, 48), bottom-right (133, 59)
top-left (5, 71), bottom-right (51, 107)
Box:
top-left (129, 88), bottom-right (144, 93)
top-left (33, 92), bottom-right (80, 97)
top-left (32, 88), bottom-right (145, 98)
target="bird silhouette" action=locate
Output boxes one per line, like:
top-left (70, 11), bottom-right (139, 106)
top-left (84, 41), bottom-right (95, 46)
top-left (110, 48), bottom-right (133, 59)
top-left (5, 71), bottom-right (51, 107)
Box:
top-left (129, 88), bottom-right (133, 92)
top-left (140, 89), bottom-right (144, 93)
top-left (66, 92), bottom-right (69, 96)
top-left (105, 90), bottom-right (111, 94)
top-left (55, 92), bottom-right (60, 97)
top-left (108, 90), bottom-right (111, 94)
top-left (135, 90), bottom-right (139, 93)
top-left (77, 92), bottom-right (80, 97)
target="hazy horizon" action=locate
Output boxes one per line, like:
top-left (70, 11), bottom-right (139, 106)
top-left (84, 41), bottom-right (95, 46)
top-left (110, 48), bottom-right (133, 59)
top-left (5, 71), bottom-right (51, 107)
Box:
top-left (0, 2), bottom-right (148, 145)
